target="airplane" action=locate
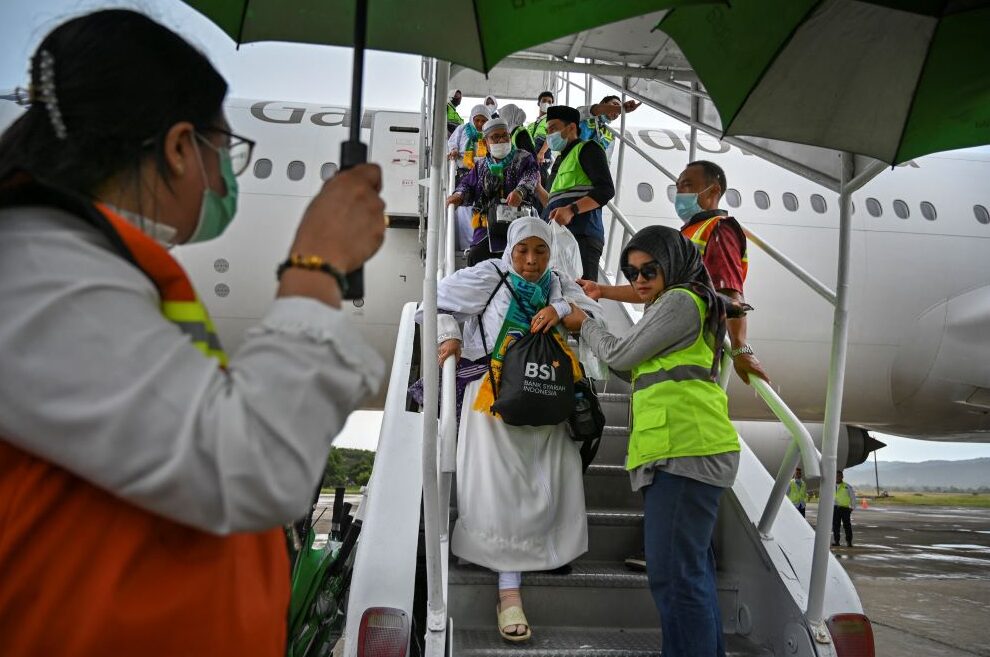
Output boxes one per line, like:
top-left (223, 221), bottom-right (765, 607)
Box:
top-left (2, 94), bottom-right (987, 466)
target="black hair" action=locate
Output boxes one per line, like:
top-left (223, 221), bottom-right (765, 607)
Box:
top-left (687, 160), bottom-right (727, 198)
top-left (599, 95), bottom-right (621, 105)
top-left (0, 9), bottom-right (228, 196)
top-left (538, 90), bottom-right (554, 102)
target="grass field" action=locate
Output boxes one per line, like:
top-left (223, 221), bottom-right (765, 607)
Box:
top-left (856, 491), bottom-right (990, 508)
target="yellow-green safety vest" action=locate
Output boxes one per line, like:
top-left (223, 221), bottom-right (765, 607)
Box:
top-left (446, 102), bottom-right (463, 126)
top-left (788, 479), bottom-right (808, 506)
top-left (527, 115), bottom-right (547, 140)
top-left (627, 289), bottom-right (740, 470)
top-left (548, 141), bottom-right (596, 206)
top-left (835, 482), bottom-right (853, 508)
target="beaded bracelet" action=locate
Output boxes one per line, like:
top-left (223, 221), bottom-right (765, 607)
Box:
top-left (276, 254), bottom-right (349, 296)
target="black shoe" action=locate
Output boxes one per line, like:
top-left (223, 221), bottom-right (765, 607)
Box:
top-left (846, 541), bottom-right (853, 548)
top-left (624, 552), bottom-right (647, 572)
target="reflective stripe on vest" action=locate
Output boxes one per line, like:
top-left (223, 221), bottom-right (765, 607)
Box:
top-left (681, 215), bottom-right (749, 282)
top-left (789, 479), bottom-right (808, 505)
top-left (836, 482), bottom-right (853, 508)
top-left (549, 141), bottom-right (594, 204)
top-left (97, 203), bottom-right (228, 366)
top-left (627, 288), bottom-right (739, 470)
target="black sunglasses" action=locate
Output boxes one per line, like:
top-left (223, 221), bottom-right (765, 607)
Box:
top-left (620, 261), bottom-right (663, 282)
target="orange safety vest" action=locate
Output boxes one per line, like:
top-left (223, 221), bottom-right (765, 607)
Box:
top-left (680, 214), bottom-right (749, 282)
top-left (0, 188), bottom-right (289, 656)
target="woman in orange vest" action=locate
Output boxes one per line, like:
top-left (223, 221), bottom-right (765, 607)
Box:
top-left (0, 10), bottom-right (386, 656)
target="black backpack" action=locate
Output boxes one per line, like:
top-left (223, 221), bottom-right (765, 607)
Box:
top-left (478, 265), bottom-right (575, 427)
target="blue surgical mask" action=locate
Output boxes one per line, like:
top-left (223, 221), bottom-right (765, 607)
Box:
top-left (190, 136), bottom-right (239, 243)
top-left (546, 130), bottom-right (567, 153)
top-left (674, 184), bottom-right (713, 222)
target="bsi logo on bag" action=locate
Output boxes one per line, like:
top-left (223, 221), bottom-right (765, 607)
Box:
top-left (524, 361), bottom-right (558, 381)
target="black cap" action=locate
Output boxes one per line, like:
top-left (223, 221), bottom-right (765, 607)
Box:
top-left (546, 104), bottom-right (580, 127)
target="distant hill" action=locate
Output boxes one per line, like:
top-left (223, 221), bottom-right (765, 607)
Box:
top-left (845, 457), bottom-right (990, 491)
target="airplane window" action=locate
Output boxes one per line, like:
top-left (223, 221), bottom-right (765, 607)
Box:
top-left (975, 205), bottom-right (990, 225)
top-left (214, 283), bottom-right (230, 298)
top-left (321, 162), bottom-right (339, 181)
top-left (287, 161), bottom-right (306, 181)
top-left (725, 188), bottom-right (741, 208)
top-left (754, 190), bottom-right (770, 210)
top-left (666, 185), bottom-right (676, 202)
top-left (893, 199), bottom-right (910, 219)
top-left (866, 197), bottom-right (883, 217)
top-left (782, 192), bottom-right (799, 212)
top-left (637, 182), bottom-right (654, 203)
top-left (920, 201), bottom-right (937, 221)
top-left (253, 158), bottom-right (272, 179)
top-left (810, 194), bottom-right (827, 214)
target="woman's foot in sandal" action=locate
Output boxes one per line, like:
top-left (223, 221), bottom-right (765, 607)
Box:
top-left (496, 588), bottom-right (531, 642)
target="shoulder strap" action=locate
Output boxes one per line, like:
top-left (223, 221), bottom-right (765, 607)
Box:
top-left (477, 263), bottom-right (523, 407)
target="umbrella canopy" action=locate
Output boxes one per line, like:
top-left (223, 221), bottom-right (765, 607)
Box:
top-left (657, 0), bottom-right (990, 164)
top-left (184, 0), bottom-right (717, 73)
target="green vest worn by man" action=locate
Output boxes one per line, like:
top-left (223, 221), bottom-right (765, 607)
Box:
top-left (627, 288), bottom-right (740, 471)
top-left (835, 482), bottom-right (854, 508)
top-left (548, 140), bottom-right (594, 204)
top-left (446, 102), bottom-right (463, 127)
top-left (788, 479), bottom-right (808, 506)
top-left (527, 114), bottom-right (548, 142)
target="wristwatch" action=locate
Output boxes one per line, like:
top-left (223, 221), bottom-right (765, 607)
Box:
top-left (568, 202), bottom-right (580, 216)
top-left (730, 344), bottom-right (754, 358)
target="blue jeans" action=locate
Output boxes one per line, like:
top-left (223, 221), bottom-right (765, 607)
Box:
top-left (642, 470), bottom-right (726, 657)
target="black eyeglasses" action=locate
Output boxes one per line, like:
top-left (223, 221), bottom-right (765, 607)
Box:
top-left (620, 261), bottom-right (663, 282)
top-left (200, 126), bottom-right (256, 177)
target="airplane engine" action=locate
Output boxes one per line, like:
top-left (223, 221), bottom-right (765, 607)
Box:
top-left (889, 284), bottom-right (990, 440)
top-left (734, 421), bottom-right (884, 488)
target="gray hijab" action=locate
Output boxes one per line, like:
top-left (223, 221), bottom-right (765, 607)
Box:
top-left (621, 225), bottom-right (726, 379)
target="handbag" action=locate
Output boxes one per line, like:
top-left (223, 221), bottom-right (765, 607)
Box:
top-left (569, 376), bottom-right (606, 472)
top-left (478, 266), bottom-right (575, 427)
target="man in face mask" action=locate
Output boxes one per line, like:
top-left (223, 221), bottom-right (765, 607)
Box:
top-left (577, 95), bottom-right (641, 160)
top-left (447, 89), bottom-right (464, 136)
top-left (578, 160), bottom-right (769, 385)
top-left (446, 118), bottom-right (539, 265)
top-left (528, 91), bottom-right (555, 185)
top-left (535, 105), bottom-right (615, 282)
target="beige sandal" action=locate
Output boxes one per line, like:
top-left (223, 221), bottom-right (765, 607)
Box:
top-left (496, 603), bottom-right (532, 643)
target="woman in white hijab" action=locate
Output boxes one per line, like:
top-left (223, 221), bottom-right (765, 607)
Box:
top-left (418, 217), bottom-right (601, 642)
top-left (447, 103), bottom-right (492, 249)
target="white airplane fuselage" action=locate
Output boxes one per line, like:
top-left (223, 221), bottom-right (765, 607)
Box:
top-left (3, 98), bottom-right (986, 442)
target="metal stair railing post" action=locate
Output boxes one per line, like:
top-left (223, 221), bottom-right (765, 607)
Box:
top-left (421, 58), bottom-right (449, 654)
top-left (444, 160), bottom-right (457, 279)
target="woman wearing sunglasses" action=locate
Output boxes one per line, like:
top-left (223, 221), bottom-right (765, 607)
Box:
top-left (562, 225), bottom-right (740, 657)
top-left (0, 10), bottom-right (386, 655)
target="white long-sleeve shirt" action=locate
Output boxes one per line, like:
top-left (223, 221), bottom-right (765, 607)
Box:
top-left (0, 206), bottom-right (384, 535)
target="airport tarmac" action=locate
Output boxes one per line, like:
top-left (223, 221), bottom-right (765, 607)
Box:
top-left (807, 503), bottom-right (990, 657)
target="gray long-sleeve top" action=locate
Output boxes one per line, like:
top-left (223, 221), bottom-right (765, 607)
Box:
top-left (0, 206), bottom-right (384, 534)
top-left (580, 289), bottom-right (739, 490)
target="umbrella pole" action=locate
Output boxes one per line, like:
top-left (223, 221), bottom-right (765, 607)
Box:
top-left (339, 0), bottom-right (370, 299)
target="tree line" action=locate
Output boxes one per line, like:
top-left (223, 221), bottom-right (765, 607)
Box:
top-left (322, 448), bottom-right (375, 488)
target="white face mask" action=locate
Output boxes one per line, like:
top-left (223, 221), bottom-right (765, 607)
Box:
top-left (488, 142), bottom-right (512, 159)
top-left (540, 102), bottom-right (551, 113)
top-left (486, 103), bottom-right (497, 112)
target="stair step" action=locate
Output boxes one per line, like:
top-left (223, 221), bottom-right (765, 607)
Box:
top-left (587, 509), bottom-right (642, 527)
top-left (597, 393), bottom-right (630, 404)
top-left (602, 425), bottom-right (629, 436)
top-left (584, 464), bottom-right (628, 477)
top-left (449, 560), bottom-right (646, 589)
top-left (452, 627), bottom-right (770, 657)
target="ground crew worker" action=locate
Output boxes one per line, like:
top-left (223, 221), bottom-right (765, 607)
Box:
top-left (578, 160), bottom-right (769, 385)
top-left (535, 104), bottom-right (615, 281)
top-left (0, 10), bottom-right (386, 655)
top-left (447, 89), bottom-right (464, 135)
top-left (528, 90), bottom-right (554, 185)
top-left (789, 467), bottom-right (809, 517)
top-left (563, 225), bottom-right (740, 657)
top-left (833, 470), bottom-right (857, 547)
top-left (577, 95), bottom-right (642, 159)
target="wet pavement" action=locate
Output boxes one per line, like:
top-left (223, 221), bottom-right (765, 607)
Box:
top-left (807, 504), bottom-right (990, 656)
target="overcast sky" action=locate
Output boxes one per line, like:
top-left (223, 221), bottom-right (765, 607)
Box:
top-left (3, 0), bottom-right (988, 463)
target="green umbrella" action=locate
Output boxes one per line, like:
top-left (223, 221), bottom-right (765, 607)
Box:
top-left (657, 0), bottom-right (990, 164)
top-left (183, 0), bottom-right (717, 297)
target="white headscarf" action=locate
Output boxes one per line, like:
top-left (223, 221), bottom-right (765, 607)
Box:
top-left (502, 217), bottom-right (553, 273)
top-left (470, 104), bottom-right (491, 121)
top-left (498, 104), bottom-right (526, 132)
top-left (485, 95), bottom-right (498, 109)
top-left (482, 118), bottom-right (508, 136)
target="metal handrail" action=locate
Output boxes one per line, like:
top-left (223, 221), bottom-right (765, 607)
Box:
top-left (444, 160), bottom-right (457, 278)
